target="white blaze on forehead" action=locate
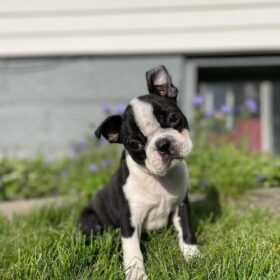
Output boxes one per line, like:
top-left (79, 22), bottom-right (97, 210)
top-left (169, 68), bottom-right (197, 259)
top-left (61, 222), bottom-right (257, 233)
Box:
top-left (130, 98), bottom-right (160, 137)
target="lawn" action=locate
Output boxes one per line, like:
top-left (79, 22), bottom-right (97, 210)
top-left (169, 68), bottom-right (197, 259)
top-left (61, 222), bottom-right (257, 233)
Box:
top-left (1, 195), bottom-right (279, 280)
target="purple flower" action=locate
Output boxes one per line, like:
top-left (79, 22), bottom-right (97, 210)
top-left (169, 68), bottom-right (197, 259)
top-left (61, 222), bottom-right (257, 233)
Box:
top-left (101, 159), bottom-right (115, 168)
top-left (192, 95), bottom-right (203, 107)
top-left (72, 145), bottom-right (79, 155)
top-left (245, 98), bottom-right (258, 113)
top-left (72, 139), bottom-right (86, 155)
top-left (205, 109), bottom-right (214, 117)
top-left (116, 103), bottom-right (126, 114)
top-left (79, 138), bottom-right (86, 149)
top-left (256, 174), bottom-right (265, 183)
top-left (101, 104), bottom-right (112, 114)
top-left (220, 104), bottom-right (232, 114)
top-left (88, 163), bottom-right (98, 173)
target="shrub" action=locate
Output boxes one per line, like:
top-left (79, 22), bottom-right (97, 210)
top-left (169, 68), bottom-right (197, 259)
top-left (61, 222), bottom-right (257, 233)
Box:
top-left (0, 141), bottom-right (279, 202)
top-left (188, 145), bottom-right (280, 196)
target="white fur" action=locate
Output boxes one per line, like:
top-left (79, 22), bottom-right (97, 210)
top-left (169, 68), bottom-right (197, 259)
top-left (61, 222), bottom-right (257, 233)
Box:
top-left (130, 98), bottom-right (160, 137)
top-left (122, 155), bottom-right (192, 279)
top-left (122, 154), bottom-right (189, 278)
top-left (124, 154), bottom-right (189, 230)
top-left (145, 128), bottom-right (193, 176)
top-left (122, 230), bottom-right (146, 280)
top-left (172, 207), bottom-right (199, 260)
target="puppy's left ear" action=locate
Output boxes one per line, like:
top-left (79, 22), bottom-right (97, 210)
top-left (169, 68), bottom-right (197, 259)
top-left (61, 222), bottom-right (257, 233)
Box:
top-left (95, 115), bottom-right (122, 143)
top-left (146, 65), bottom-right (178, 100)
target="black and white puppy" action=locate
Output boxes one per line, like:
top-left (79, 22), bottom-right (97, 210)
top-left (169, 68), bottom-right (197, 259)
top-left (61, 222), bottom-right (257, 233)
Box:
top-left (80, 65), bottom-right (199, 279)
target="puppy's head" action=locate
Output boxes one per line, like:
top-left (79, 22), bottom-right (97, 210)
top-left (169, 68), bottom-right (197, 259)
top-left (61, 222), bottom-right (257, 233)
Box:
top-left (95, 65), bottom-right (192, 176)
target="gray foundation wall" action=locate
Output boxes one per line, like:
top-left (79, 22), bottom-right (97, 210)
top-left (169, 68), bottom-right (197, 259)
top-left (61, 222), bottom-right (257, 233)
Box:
top-left (0, 55), bottom-right (185, 157)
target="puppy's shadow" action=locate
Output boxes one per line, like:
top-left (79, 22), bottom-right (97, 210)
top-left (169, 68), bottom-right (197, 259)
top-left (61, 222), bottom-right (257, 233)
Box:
top-left (191, 187), bottom-right (222, 230)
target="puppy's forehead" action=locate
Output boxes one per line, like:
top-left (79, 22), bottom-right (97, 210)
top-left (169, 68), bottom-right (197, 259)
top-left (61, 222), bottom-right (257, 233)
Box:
top-left (130, 98), bottom-right (160, 137)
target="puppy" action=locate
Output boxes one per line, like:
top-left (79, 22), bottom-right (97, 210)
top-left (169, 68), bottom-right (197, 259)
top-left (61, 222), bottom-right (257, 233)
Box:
top-left (80, 65), bottom-right (199, 279)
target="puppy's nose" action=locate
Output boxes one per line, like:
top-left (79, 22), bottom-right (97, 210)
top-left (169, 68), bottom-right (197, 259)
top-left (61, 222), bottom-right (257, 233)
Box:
top-left (156, 138), bottom-right (171, 154)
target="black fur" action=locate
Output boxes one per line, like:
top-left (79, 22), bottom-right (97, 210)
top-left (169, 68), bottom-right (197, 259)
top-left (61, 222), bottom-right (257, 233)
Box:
top-left (178, 194), bottom-right (196, 244)
top-left (79, 151), bottom-right (135, 237)
top-left (121, 105), bottom-right (147, 166)
top-left (95, 115), bottom-right (122, 143)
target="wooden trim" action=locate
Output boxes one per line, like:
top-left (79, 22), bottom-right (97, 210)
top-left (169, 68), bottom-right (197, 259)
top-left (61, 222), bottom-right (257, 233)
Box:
top-left (1, 28), bottom-right (280, 57)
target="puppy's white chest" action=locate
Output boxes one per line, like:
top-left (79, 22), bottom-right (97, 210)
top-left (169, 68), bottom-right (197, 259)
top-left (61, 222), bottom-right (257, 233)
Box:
top-left (124, 158), bottom-right (189, 230)
top-left (143, 191), bottom-right (177, 230)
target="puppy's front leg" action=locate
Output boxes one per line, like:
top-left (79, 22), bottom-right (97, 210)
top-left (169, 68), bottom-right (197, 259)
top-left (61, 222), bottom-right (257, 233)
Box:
top-left (172, 194), bottom-right (199, 261)
top-left (121, 210), bottom-right (146, 280)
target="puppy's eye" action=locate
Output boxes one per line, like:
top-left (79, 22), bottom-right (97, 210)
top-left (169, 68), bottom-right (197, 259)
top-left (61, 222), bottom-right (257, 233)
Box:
top-left (129, 140), bottom-right (144, 151)
top-left (168, 112), bottom-right (180, 126)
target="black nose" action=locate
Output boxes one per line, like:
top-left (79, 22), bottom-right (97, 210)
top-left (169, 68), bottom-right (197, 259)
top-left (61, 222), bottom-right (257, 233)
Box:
top-left (156, 138), bottom-right (171, 154)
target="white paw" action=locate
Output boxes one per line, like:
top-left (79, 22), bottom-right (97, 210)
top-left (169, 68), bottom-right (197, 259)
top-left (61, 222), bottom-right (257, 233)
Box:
top-left (126, 266), bottom-right (147, 280)
top-left (181, 244), bottom-right (200, 261)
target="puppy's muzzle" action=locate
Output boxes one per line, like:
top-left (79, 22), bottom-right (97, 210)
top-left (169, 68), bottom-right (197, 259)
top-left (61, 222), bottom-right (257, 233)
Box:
top-left (156, 138), bottom-right (171, 154)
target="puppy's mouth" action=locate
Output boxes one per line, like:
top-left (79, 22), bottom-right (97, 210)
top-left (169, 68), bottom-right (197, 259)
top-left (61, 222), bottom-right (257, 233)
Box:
top-left (145, 153), bottom-right (185, 177)
top-left (162, 154), bottom-right (184, 168)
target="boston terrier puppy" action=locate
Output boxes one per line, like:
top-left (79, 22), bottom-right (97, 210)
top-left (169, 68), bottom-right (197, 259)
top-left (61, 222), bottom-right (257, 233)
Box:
top-left (79, 65), bottom-right (199, 279)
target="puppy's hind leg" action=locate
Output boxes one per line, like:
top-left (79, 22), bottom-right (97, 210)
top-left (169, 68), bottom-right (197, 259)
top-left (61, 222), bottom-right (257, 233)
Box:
top-left (79, 206), bottom-right (103, 238)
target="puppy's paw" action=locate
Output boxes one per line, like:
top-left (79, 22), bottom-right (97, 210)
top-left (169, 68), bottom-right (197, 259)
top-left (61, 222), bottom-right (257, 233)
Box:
top-left (181, 244), bottom-right (200, 261)
top-left (126, 266), bottom-right (147, 280)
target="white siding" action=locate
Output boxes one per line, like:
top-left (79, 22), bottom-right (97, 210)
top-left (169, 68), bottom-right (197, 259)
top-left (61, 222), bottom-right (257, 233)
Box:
top-left (1, 0), bottom-right (280, 56)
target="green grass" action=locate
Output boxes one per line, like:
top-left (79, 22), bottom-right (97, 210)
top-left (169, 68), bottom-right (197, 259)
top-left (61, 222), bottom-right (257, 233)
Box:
top-left (1, 198), bottom-right (279, 280)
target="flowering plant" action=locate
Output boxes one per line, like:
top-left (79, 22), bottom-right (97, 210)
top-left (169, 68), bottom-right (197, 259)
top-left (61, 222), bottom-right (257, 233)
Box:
top-left (191, 94), bottom-right (233, 147)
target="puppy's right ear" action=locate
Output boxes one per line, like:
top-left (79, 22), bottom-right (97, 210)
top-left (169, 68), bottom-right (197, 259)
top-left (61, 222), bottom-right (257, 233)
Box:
top-left (95, 115), bottom-right (122, 143)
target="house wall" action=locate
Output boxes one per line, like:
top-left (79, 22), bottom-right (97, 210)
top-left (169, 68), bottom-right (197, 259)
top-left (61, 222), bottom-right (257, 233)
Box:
top-left (1, 0), bottom-right (280, 56)
top-left (0, 56), bottom-right (184, 157)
